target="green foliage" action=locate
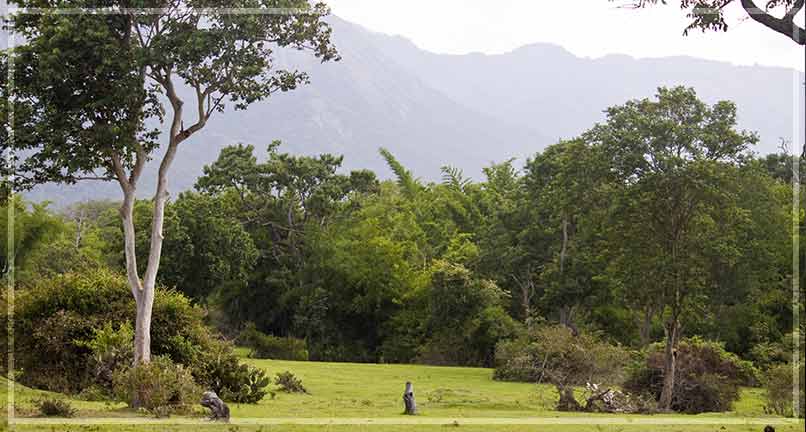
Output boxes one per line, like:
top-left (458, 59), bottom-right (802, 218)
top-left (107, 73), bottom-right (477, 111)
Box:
top-left (192, 338), bottom-right (270, 404)
top-left (2, 83), bottom-right (799, 412)
top-left (3, 1), bottom-right (339, 191)
top-left (112, 356), bottom-right (201, 417)
top-left (195, 142), bottom-right (380, 347)
top-left (516, 325), bottom-right (626, 385)
top-left (624, 337), bottom-right (751, 413)
top-left (379, 147), bottom-right (421, 197)
top-left (11, 269), bottom-right (133, 393)
top-left (99, 194), bottom-right (259, 302)
top-left (0, 197), bottom-right (77, 286)
top-left (492, 337), bottom-right (540, 382)
top-left (79, 322), bottom-right (134, 395)
top-left (493, 325), bottom-right (629, 411)
top-left (33, 397), bottom-right (77, 417)
top-left (240, 324), bottom-right (309, 361)
top-left (763, 362), bottom-right (805, 418)
top-left (274, 371), bottom-right (308, 394)
top-left (10, 268), bottom-right (268, 403)
top-left (413, 261), bottom-right (521, 367)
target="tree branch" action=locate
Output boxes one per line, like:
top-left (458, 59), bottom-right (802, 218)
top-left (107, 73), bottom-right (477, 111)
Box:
top-left (109, 151), bottom-right (131, 192)
top-left (129, 142), bottom-right (147, 187)
top-left (73, 175), bottom-right (115, 182)
top-left (740, 0), bottom-right (806, 44)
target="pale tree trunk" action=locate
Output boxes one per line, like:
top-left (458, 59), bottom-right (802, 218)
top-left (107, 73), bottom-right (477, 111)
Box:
top-left (135, 140), bottom-right (179, 364)
top-left (117, 176), bottom-right (165, 365)
top-left (559, 214), bottom-right (569, 273)
top-left (118, 182), bottom-right (147, 363)
top-left (557, 214), bottom-right (579, 336)
top-left (112, 69), bottom-right (199, 365)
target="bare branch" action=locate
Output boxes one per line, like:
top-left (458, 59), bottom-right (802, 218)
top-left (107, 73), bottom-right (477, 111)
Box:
top-left (740, 0), bottom-right (806, 44)
top-left (73, 175), bottom-right (115, 181)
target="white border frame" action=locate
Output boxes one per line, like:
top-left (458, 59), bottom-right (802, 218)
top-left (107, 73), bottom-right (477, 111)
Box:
top-left (2, 1), bottom-right (804, 428)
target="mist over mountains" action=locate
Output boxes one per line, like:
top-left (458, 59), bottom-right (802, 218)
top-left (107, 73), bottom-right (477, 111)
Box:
top-left (25, 16), bottom-right (805, 205)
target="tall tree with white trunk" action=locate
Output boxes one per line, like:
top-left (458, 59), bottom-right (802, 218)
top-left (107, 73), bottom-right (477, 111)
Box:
top-left (1, 0), bottom-right (338, 364)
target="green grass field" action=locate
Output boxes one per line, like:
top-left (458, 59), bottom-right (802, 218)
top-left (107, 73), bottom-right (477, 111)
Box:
top-left (1, 355), bottom-right (803, 432)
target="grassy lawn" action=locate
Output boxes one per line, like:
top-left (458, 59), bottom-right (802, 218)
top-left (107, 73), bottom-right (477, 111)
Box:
top-left (1, 356), bottom-right (802, 432)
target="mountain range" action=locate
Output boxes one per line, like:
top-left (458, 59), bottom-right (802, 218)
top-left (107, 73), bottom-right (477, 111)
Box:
top-left (24, 16), bottom-right (806, 205)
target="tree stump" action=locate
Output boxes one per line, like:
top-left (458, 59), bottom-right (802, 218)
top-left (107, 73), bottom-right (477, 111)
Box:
top-left (200, 391), bottom-right (230, 422)
top-left (403, 382), bottom-right (417, 415)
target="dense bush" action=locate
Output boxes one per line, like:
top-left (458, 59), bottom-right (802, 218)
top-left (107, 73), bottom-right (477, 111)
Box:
top-left (624, 337), bottom-right (752, 413)
top-left (193, 338), bottom-right (270, 404)
top-left (12, 269), bottom-right (268, 403)
top-left (240, 324), bottom-right (309, 361)
top-left (12, 270), bottom-right (154, 392)
top-left (112, 356), bottom-right (201, 417)
top-left (34, 398), bottom-right (77, 417)
top-left (275, 371), bottom-right (308, 394)
top-left (763, 362), bottom-right (805, 418)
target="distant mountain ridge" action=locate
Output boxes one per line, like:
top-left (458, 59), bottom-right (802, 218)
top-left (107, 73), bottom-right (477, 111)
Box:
top-left (25, 16), bottom-right (805, 205)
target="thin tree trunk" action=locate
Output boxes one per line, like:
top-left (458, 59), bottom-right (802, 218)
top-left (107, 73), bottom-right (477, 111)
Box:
top-left (559, 305), bottom-right (579, 336)
top-left (134, 139), bottom-right (179, 364)
top-left (117, 68), bottom-right (204, 366)
top-left (659, 315), bottom-right (679, 410)
top-left (117, 186), bottom-right (150, 363)
top-left (560, 215), bottom-right (568, 273)
top-left (130, 70), bottom-right (187, 365)
top-left (660, 237), bottom-right (683, 411)
top-left (638, 305), bottom-right (655, 347)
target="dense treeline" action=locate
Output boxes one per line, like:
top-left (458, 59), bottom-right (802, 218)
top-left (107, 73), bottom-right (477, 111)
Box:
top-left (2, 87), bottom-right (804, 413)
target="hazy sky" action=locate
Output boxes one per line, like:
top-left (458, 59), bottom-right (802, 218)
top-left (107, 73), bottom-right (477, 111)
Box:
top-left (326, 0), bottom-right (804, 71)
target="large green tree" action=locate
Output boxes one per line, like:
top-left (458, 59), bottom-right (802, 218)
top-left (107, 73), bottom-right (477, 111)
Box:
top-left (195, 142), bottom-right (378, 336)
top-left (587, 86), bottom-right (757, 410)
top-left (522, 139), bottom-right (613, 333)
top-left (1, 1), bottom-right (338, 364)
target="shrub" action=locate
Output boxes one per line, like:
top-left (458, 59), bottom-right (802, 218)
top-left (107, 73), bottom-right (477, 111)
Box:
top-left (79, 322), bottom-right (134, 395)
top-left (493, 325), bottom-right (628, 385)
top-left (493, 325), bottom-right (629, 411)
top-left (763, 362), bottom-right (805, 418)
top-left (240, 324), bottom-right (309, 361)
top-left (493, 337), bottom-right (541, 382)
top-left (34, 398), bottom-right (77, 417)
top-left (112, 356), bottom-right (201, 417)
top-left (13, 269), bottom-right (268, 403)
top-left (275, 371), bottom-right (308, 394)
top-left (623, 337), bottom-right (747, 413)
top-left (194, 338), bottom-right (269, 404)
